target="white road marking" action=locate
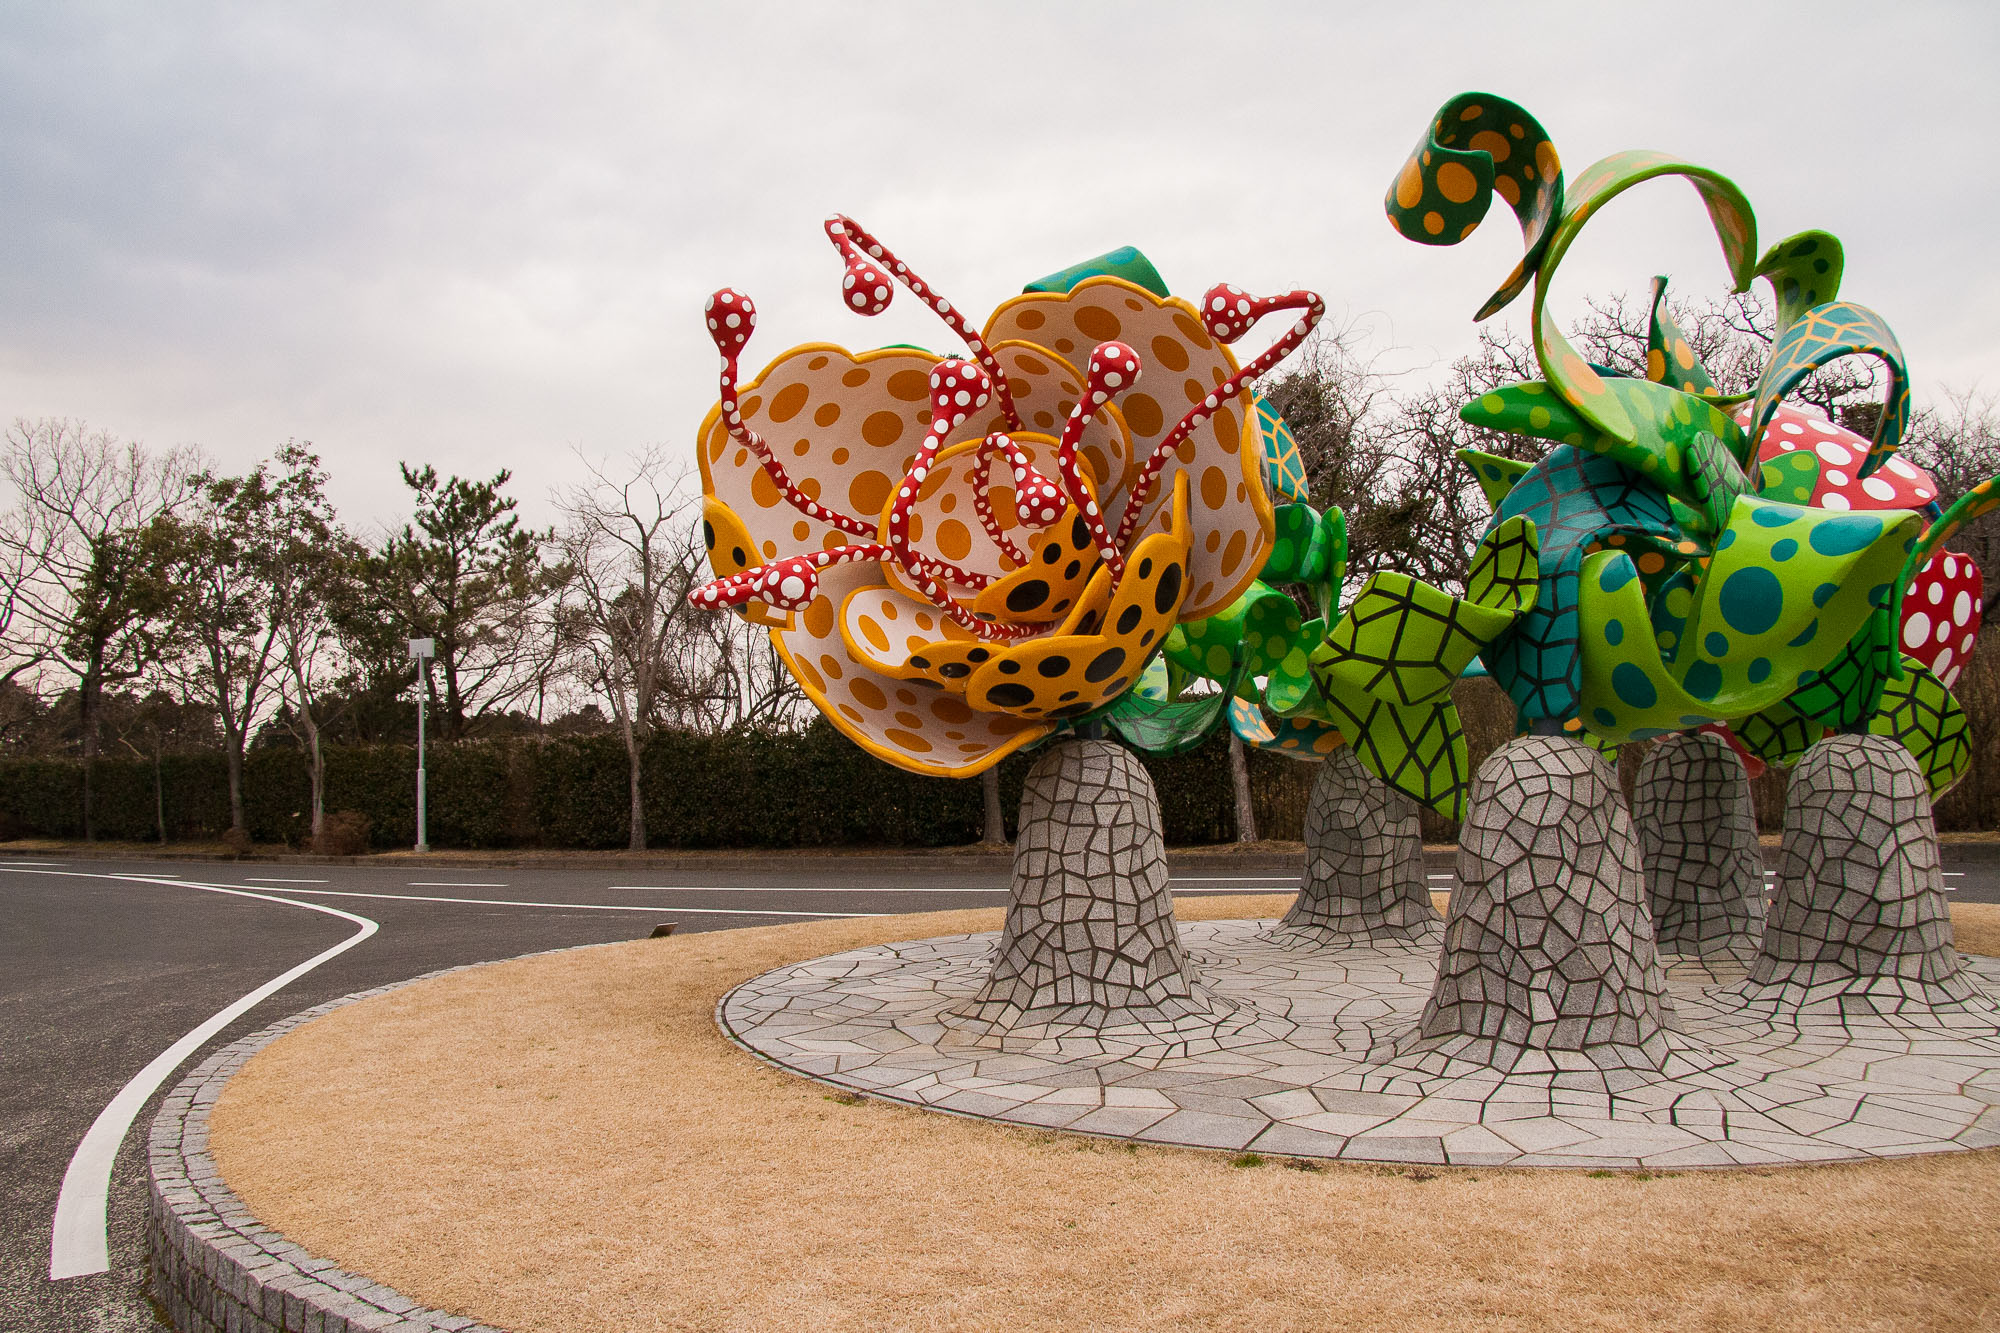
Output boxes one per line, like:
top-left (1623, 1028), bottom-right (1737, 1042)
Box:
top-left (408, 881), bottom-right (507, 887)
top-left (610, 884), bottom-right (1004, 894)
top-left (244, 877), bottom-right (329, 884)
top-left (234, 885), bottom-right (880, 918)
top-left (0, 867), bottom-right (379, 1281)
top-left (1, 860), bottom-right (61, 865)
top-left (1170, 876), bottom-right (1300, 883)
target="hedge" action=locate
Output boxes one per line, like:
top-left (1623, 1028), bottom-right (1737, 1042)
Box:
top-left (0, 718), bottom-right (1264, 850)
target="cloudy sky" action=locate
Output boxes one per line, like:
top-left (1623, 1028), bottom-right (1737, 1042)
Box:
top-left (2, 2), bottom-right (1994, 530)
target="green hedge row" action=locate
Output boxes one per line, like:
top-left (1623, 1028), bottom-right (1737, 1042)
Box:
top-left (0, 719), bottom-right (1261, 849)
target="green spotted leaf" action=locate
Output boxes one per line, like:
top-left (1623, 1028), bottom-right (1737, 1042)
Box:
top-left (1754, 230), bottom-right (1844, 335)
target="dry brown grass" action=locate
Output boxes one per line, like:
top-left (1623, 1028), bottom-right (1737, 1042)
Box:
top-left (210, 899), bottom-right (2000, 1333)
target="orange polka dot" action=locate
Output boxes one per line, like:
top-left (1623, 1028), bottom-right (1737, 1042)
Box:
top-left (1469, 130), bottom-right (1511, 163)
top-left (858, 615), bottom-right (890, 652)
top-left (807, 355), bottom-right (829, 370)
top-left (939, 490), bottom-right (957, 514)
top-left (1395, 158), bottom-right (1424, 209)
top-left (1211, 406), bottom-right (1239, 452)
top-left (895, 688), bottom-right (918, 706)
top-left (895, 710), bottom-right (922, 729)
top-left (838, 703), bottom-right (863, 724)
top-left (706, 421), bottom-right (727, 464)
top-left (1147, 336), bottom-right (1189, 374)
top-left (908, 512), bottom-right (924, 542)
top-left (830, 447), bottom-right (850, 465)
top-left (1562, 353), bottom-right (1605, 395)
top-left (887, 369), bottom-right (930, 401)
top-left (1170, 311), bottom-right (1212, 350)
top-left (814, 402), bottom-right (841, 428)
top-left (850, 470), bottom-right (894, 516)
top-left (937, 518), bottom-right (972, 561)
top-left (850, 678), bottom-right (887, 710)
top-left (840, 368), bottom-right (869, 388)
top-left (799, 477), bottom-right (821, 501)
top-left (793, 658), bottom-right (824, 692)
top-left (879, 599), bottom-right (898, 622)
top-left (931, 695), bottom-right (973, 725)
top-left (1494, 176), bottom-right (1521, 207)
top-left (1220, 529), bottom-right (1247, 577)
top-left (1014, 353), bottom-right (1050, 376)
top-left (750, 468), bottom-right (781, 508)
top-left (862, 412), bottom-right (905, 449)
top-left (793, 521), bottom-right (810, 542)
top-left (739, 394), bottom-right (762, 417)
top-left (1200, 466), bottom-right (1228, 511)
top-left (805, 598), bottom-right (835, 638)
top-left (914, 611), bottom-right (935, 631)
top-left (1014, 308), bottom-right (1046, 330)
top-left (1423, 211), bottom-right (1444, 235)
top-left (761, 541), bottom-right (776, 559)
top-left (1436, 162), bottom-right (1477, 204)
top-left (819, 652), bottom-right (843, 680)
top-left (1122, 393), bottom-right (1164, 439)
top-left (1637, 552), bottom-right (1666, 575)
top-left (1205, 529), bottom-right (1221, 553)
top-left (1075, 305), bottom-right (1121, 341)
top-left (1183, 377), bottom-right (1207, 405)
top-left (768, 382), bottom-right (809, 423)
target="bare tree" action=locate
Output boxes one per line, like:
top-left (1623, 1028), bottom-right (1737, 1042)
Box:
top-left (553, 447), bottom-right (712, 850)
top-left (0, 419), bottom-right (200, 835)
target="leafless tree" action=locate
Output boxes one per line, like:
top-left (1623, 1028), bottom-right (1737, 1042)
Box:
top-left (0, 419), bottom-right (201, 834)
top-left (553, 447), bottom-right (718, 850)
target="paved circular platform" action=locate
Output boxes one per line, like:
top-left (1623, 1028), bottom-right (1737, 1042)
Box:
top-left (720, 920), bottom-right (2000, 1169)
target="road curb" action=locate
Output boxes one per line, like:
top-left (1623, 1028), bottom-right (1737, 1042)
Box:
top-left (147, 965), bottom-right (506, 1333)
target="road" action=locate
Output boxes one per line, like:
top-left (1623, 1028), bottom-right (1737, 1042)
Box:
top-left (4, 851), bottom-right (1995, 1331)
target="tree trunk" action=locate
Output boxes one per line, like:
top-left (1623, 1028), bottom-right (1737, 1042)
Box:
top-left (225, 734), bottom-right (247, 835)
top-left (79, 668), bottom-right (100, 841)
top-left (153, 733), bottom-right (166, 845)
top-left (980, 766), bottom-right (1006, 845)
top-left (303, 708), bottom-right (326, 841)
top-left (625, 724), bottom-right (646, 852)
top-left (1228, 731), bottom-right (1257, 843)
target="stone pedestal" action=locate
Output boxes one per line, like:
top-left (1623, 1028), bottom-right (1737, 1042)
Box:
top-left (946, 739), bottom-right (1262, 1058)
top-left (1732, 733), bottom-right (1992, 1018)
top-left (1631, 731), bottom-right (1765, 961)
top-left (1401, 735), bottom-right (1715, 1077)
top-left (1276, 745), bottom-right (1441, 945)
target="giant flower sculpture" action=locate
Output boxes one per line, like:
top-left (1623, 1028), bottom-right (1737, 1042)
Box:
top-left (1303, 91), bottom-right (1990, 818)
top-left (688, 218), bottom-right (1322, 775)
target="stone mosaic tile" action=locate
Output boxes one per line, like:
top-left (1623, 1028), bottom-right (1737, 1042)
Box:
top-left (1632, 731), bottom-right (1766, 960)
top-left (720, 919), bottom-right (2000, 1169)
top-left (1277, 745), bottom-right (1442, 945)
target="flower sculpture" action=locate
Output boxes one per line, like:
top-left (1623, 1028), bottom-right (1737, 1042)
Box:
top-left (1302, 91), bottom-right (1991, 819)
top-left (689, 219), bottom-right (1322, 776)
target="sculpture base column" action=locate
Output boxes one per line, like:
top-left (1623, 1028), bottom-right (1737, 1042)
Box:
top-left (1396, 735), bottom-right (1722, 1079)
top-left (945, 739), bottom-right (1271, 1060)
top-left (1632, 731), bottom-right (1765, 961)
top-left (1731, 733), bottom-right (1996, 1021)
top-left (1275, 745), bottom-right (1441, 946)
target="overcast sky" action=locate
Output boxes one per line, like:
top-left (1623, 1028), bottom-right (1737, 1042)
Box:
top-left (2, 2), bottom-right (1995, 530)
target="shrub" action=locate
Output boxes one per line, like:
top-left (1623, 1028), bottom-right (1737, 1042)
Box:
top-left (313, 810), bottom-right (372, 856)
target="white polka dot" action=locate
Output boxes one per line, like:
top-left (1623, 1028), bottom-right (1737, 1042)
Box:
top-left (1889, 458), bottom-right (1919, 478)
top-left (1782, 421), bottom-right (1804, 435)
top-left (1904, 610), bottom-right (1932, 648)
top-left (1945, 556), bottom-right (1959, 577)
top-left (1933, 645), bottom-right (1955, 679)
top-left (1822, 492), bottom-right (1851, 510)
top-left (1862, 477), bottom-right (1897, 502)
top-left (1964, 633), bottom-right (1978, 653)
top-left (1956, 590), bottom-right (1973, 622)
top-left (1816, 441), bottom-right (1853, 465)
top-left (1938, 617), bottom-right (1953, 643)
top-left (1826, 470), bottom-right (1848, 486)
top-left (1929, 581), bottom-right (1943, 605)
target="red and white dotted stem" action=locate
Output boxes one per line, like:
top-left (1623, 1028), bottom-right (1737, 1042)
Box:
top-left (705, 287), bottom-right (877, 540)
top-left (688, 543), bottom-right (893, 613)
top-left (883, 361), bottom-right (1037, 636)
top-left (1113, 286), bottom-right (1324, 549)
top-left (823, 215), bottom-right (1026, 435)
top-left (969, 432), bottom-right (1066, 565)
top-left (1058, 341), bottom-right (1144, 579)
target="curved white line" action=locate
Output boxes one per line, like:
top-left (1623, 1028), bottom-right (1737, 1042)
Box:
top-left (4, 869), bottom-right (379, 1281)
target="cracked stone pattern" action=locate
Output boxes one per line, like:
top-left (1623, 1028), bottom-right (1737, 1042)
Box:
top-left (722, 921), bottom-right (2000, 1169)
top-left (1406, 734), bottom-right (1714, 1077)
top-left (1277, 745), bottom-right (1442, 946)
top-left (1632, 731), bottom-right (1766, 961)
top-left (946, 739), bottom-right (1277, 1060)
top-left (1735, 733), bottom-right (1998, 1018)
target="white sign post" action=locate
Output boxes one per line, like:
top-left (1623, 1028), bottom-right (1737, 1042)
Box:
top-left (408, 638), bottom-right (435, 853)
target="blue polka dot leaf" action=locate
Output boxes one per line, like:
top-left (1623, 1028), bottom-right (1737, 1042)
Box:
top-left (1572, 498), bottom-right (1922, 742)
top-left (1458, 448), bottom-right (1535, 510)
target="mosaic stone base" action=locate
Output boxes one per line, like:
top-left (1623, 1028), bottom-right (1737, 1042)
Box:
top-left (946, 739), bottom-right (1276, 1061)
top-left (1737, 733), bottom-right (1999, 1018)
top-left (1405, 735), bottom-right (1709, 1082)
top-left (1633, 731), bottom-right (1766, 961)
top-left (1277, 745), bottom-right (1441, 946)
top-left (721, 922), bottom-right (2000, 1168)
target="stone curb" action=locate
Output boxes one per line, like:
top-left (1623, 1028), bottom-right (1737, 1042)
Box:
top-left (147, 964), bottom-right (510, 1333)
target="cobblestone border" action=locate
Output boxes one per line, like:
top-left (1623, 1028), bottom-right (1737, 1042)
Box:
top-left (147, 963), bottom-right (507, 1333)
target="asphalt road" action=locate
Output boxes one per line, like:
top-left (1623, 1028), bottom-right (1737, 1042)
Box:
top-left (4, 851), bottom-right (1996, 1331)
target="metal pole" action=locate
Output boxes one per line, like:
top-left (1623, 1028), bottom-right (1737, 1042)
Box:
top-left (415, 666), bottom-right (428, 853)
